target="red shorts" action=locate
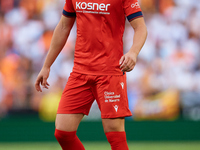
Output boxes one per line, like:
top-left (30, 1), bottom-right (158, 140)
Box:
top-left (57, 72), bottom-right (132, 118)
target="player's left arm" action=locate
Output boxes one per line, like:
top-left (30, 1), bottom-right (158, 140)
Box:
top-left (120, 17), bottom-right (147, 72)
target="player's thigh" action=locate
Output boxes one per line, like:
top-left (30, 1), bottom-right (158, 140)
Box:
top-left (102, 117), bottom-right (125, 133)
top-left (93, 74), bottom-right (132, 119)
top-left (55, 114), bottom-right (84, 131)
top-left (58, 72), bottom-right (95, 115)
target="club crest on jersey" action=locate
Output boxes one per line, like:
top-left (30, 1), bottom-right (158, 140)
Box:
top-left (131, 2), bottom-right (140, 9)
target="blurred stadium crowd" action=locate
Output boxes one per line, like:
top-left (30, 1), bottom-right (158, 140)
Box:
top-left (0, 0), bottom-right (200, 121)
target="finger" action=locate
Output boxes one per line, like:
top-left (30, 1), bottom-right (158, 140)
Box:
top-left (42, 78), bottom-right (50, 89)
top-left (42, 77), bottom-right (48, 88)
top-left (120, 58), bottom-right (128, 69)
top-left (126, 58), bottom-right (136, 69)
top-left (126, 59), bottom-right (132, 68)
top-left (46, 82), bottom-right (50, 86)
top-left (126, 68), bottom-right (133, 72)
top-left (126, 64), bottom-right (135, 72)
top-left (130, 61), bottom-right (136, 70)
top-left (35, 79), bottom-right (42, 92)
top-left (121, 65), bottom-right (130, 72)
top-left (119, 55), bottom-right (125, 65)
top-left (121, 63), bottom-right (128, 71)
top-left (122, 59), bottom-right (135, 72)
top-left (120, 57), bottom-right (130, 70)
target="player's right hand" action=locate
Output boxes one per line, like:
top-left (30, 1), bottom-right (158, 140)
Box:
top-left (35, 67), bottom-right (50, 92)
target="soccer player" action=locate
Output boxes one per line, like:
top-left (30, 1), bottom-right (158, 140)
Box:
top-left (35, 0), bottom-right (147, 149)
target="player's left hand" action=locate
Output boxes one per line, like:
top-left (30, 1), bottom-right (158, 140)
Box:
top-left (119, 51), bottom-right (137, 72)
top-left (35, 67), bottom-right (50, 92)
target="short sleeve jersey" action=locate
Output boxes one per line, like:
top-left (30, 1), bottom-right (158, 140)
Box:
top-left (63, 0), bottom-right (143, 75)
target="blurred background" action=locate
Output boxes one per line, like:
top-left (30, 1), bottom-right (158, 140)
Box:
top-left (0, 0), bottom-right (200, 147)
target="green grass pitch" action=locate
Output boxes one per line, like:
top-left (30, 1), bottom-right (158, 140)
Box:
top-left (0, 142), bottom-right (200, 150)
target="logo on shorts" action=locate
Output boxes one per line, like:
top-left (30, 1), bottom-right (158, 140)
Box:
top-left (120, 82), bottom-right (124, 89)
top-left (113, 105), bottom-right (118, 112)
top-left (131, 2), bottom-right (140, 9)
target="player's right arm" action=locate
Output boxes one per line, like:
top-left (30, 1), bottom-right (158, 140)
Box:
top-left (35, 16), bottom-right (75, 92)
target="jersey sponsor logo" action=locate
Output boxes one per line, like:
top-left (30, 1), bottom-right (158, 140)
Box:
top-left (131, 2), bottom-right (140, 9)
top-left (113, 105), bottom-right (119, 112)
top-left (76, 2), bottom-right (110, 11)
top-left (76, 2), bottom-right (111, 15)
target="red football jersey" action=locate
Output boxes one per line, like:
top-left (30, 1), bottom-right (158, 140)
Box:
top-left (63, 0), bottom-right (143, 75)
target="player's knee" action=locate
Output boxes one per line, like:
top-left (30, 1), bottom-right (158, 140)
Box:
top-left (103, 122), bottom-right (125, 133)
top-left (54, 129), bottom-right (64, 142)
top-left (102, 118), bottom-right (125, 133)
top-left (54, 129), bottom-right (76, 142)
top-left (54, 129), bottom-right (61, 141)
top-left (54, 129), bottom-right (85, 150)
top-left (104, 125), bottom-right (123, 133)
top-left (55, 114), bottom-right (83, 131)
